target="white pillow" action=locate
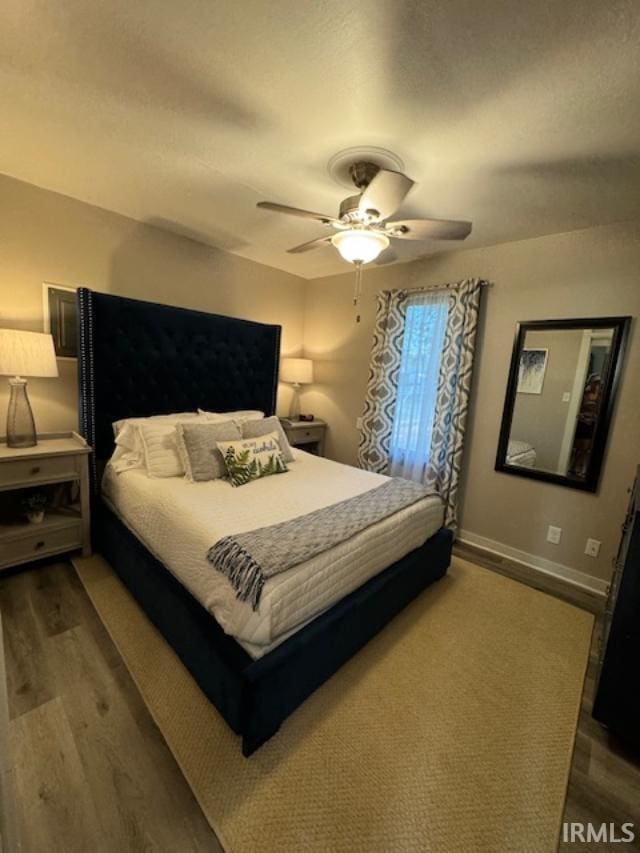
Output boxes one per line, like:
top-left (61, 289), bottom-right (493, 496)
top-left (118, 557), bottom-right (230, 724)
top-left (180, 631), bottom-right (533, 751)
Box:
top-left (112, 412), bottom-right (200, 438)
top-left (198, 409), bottom-right (264, 425)
top-left (138, 422), bottom-right (185, 478)
top-left (107, 423), bottom-right (145, 473)
top-left (109, 413), bottom-right (206, 476)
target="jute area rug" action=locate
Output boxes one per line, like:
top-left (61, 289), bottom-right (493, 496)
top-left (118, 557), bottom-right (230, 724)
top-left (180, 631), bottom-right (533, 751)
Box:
top-left (73, 554), bottom-right (593, 853)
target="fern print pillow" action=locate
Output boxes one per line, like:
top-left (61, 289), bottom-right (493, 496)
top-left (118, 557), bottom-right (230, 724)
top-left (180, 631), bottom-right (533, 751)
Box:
top-left (216, 432), bottom-right (289, 487)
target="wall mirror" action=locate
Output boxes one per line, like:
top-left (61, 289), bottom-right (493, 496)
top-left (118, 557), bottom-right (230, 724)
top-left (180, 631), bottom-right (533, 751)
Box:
top-left (496, 317), bottom-right (630, 492)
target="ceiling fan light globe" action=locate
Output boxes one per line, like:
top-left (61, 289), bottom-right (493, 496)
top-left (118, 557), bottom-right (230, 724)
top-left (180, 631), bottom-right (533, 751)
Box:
top-left (331, 230), bottom-right (389, 264)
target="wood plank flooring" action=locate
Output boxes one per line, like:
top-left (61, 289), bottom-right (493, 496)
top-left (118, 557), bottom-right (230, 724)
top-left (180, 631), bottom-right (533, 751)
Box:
top-left (0, 561), bottom-right (222, 853)
top-left (1, 553), bottom-right (639, 852)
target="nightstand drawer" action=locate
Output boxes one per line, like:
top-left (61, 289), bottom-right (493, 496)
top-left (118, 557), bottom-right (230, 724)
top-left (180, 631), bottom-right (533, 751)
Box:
top-left (0, 522), bottom-right (82, 569)
top-left (0, 455), bottom-right (79, 489)
top-left (292, 426), bottom-right (324, 445)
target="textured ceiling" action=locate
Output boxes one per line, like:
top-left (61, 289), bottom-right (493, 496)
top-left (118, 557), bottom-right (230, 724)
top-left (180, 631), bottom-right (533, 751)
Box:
top-left (1, 0), bottom-right (639, 279)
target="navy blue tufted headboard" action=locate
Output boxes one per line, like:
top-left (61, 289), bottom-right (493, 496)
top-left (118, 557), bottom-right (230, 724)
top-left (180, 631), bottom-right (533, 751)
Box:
top-left (77, 289), bottom-right (281, 478)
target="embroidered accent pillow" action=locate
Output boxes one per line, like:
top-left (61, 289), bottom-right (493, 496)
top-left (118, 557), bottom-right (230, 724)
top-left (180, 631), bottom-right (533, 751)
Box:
top-left (241, 416), bottom-right (294, 463)
top-left (138, 422), bottom-right (186, 478)
top-left (217, 432), bottom-right (288, 487)
top-left (176, 421), bottom-right (242, 481)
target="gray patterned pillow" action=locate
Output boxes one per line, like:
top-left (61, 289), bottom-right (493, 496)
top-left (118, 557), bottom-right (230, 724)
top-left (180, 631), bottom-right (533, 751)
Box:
top-left (176, 421), bottom-right (242, 481)
top-left (241, 416), bottom-right (294, 463)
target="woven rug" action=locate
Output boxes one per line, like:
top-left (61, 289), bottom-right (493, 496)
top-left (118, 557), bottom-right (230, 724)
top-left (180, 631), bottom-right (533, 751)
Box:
top-left (73, 554), bottom-right (593, 853)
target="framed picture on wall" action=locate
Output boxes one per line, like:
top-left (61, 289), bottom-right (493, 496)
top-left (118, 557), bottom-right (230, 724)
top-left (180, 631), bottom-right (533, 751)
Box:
top-left (516, 347), bottom-right (548, 395)
top-left (43, 283), bottom-right (78, 359)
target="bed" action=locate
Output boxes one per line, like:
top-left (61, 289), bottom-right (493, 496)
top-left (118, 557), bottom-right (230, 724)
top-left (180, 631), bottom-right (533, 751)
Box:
top-left (78, 288), bottom-right (452, 755)
top-left (506, 439), bottom-right (537, 468)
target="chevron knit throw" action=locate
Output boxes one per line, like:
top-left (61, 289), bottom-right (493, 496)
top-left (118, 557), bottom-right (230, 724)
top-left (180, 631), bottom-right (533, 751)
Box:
top-left (207, 478), bottom-right (436, 610)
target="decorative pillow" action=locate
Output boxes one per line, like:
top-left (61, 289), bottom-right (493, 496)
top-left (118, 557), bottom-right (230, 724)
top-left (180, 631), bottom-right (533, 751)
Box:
top-left (108, 422), bottom-right (145, 473)
top-left (109, 445), bottom-right (144, 474)
top-left (198, 409), bottom-right (265, 425)
top-left (112, 412), bottom-right (200, 438)
top-left (241, 416), bottom-right (294, 464)
top-left (111, 414), bottom-right (207, 476)
top-left (138, 422), bottom-right (185, 478)
top-left (217, 432), bottom-right (288, 487)
top-left (176, 421), bottom-right (242, 482)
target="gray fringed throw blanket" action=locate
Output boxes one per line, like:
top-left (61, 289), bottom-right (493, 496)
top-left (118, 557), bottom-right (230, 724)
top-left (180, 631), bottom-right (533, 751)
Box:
top-left (207, 478), bottom-right (436, 610)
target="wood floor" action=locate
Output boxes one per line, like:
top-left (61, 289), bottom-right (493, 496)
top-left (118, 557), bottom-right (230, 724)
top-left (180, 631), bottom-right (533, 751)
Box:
top-left (0, 561), bottom-right (222, 853)
top-left (1, 553), bottom-right (639, 852)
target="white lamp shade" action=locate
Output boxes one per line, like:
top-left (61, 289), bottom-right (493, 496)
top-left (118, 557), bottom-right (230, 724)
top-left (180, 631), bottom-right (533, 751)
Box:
top-left (331, 230), bottom-right (389, 264)
top-left (280, 357), bottom-right (313, 385)
top-left (0, 330), bottom-right (59, 378)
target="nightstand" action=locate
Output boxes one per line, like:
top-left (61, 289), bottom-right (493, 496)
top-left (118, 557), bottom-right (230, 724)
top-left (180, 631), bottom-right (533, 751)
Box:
top-left (280, 418), bottom-right (327, 456)
top-left (0, 432), bottom-right (92, 571)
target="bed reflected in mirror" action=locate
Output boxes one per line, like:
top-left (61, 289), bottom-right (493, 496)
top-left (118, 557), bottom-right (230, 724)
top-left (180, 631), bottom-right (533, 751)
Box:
top-left (496, 317), bottom-right (630, 492)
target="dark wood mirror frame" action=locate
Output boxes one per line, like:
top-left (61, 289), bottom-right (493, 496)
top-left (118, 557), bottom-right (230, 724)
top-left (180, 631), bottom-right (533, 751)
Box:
top-left (495, 316), bottom-right (631, 492)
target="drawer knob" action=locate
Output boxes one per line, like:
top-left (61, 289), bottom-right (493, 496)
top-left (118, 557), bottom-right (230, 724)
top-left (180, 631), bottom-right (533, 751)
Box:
top-left (34, 541), bottom-right (46, 550)
top-left (30, 466), bottom-right (41, 475)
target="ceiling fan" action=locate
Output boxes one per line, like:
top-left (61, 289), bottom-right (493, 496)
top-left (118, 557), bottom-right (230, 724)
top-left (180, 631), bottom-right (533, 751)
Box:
top-left (256, 161), bottom-right (472, 266)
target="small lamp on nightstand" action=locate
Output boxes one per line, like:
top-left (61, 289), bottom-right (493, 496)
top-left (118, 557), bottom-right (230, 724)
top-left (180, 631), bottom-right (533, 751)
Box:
top-left (0, 329), bottom-right (58, 448)
top-left (280, 357), bottom-right (313, 419)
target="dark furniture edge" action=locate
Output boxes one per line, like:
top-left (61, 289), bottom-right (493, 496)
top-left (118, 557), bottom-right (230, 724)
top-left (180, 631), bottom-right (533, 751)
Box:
top-left (96, 502), bottom-right (452, 755)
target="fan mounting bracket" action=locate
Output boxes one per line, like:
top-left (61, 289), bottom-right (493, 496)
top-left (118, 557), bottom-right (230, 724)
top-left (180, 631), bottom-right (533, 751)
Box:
top-left (327, 146), bottom-right (405, 189)
top-left (349, 161), bottom-right (380, 190)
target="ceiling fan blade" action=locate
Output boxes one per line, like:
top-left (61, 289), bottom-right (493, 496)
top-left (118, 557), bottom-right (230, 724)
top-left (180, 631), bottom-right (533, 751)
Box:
top-left (257, 201), bottom-right (336, 225)
top-left (387, 218), bottom-right (472, 240)
top-left (358, 170), bottom-right (414, 221)
top-left (286, 235), bottom-right (333, 254)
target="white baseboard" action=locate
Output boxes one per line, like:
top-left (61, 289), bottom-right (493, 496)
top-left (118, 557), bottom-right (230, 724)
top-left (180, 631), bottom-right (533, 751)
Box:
top-left (457, 529), bottom-right (608, 599)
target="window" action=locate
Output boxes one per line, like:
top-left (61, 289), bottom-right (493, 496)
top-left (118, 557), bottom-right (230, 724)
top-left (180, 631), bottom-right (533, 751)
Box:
top-left (389, 292), bottom-right (449, 479)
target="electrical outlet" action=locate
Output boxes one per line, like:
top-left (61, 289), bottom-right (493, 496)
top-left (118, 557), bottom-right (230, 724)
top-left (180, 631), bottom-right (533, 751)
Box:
top-left (562, 391), bottom-right (571, 403)
top-left (356, 417), bottom-right (363, 430)
top-left (546, 525), bottom-right (562, 545)
top-left (585, 538), bottom-right (601, 558)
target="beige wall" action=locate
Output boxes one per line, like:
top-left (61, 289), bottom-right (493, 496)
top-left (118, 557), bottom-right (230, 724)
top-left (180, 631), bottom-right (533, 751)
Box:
top-left (3, 171), bottom-right (638, 583)
top-left (303, 222), bottom-right (640, 582)
top-left (510, 328), bottom-right (584, 472)
top-left (0, 174), bottom-right (306, 431)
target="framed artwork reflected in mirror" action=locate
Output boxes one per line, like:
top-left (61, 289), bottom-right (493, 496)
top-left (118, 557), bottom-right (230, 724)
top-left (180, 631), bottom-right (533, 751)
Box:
top-left (495, 316), bottom-right (631, 492)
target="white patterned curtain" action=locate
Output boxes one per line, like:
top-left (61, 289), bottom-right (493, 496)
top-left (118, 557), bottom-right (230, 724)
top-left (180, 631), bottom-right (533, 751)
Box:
top-left (358, 278), bottom-right (484, 531)
top-left (388, 290), bottom-right (450, 481)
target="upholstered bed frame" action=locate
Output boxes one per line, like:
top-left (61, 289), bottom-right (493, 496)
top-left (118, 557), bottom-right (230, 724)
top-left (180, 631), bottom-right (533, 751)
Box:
top-left (77, 288), bottom-right (452, 755)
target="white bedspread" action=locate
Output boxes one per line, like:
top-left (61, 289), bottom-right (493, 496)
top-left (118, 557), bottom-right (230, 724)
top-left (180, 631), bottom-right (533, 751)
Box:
top-left (102, 450), bottom-right (444, 658)
top-left (507, 439), bottom-right (537, 468)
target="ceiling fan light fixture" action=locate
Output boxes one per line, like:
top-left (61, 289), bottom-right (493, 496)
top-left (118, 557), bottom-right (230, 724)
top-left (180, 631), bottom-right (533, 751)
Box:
top-left (331, 229), bottom-right (389, 264)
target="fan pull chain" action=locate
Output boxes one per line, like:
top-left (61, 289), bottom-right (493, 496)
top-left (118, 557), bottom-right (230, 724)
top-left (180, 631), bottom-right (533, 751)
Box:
top-left (353, 262), bottom-right (363, 323)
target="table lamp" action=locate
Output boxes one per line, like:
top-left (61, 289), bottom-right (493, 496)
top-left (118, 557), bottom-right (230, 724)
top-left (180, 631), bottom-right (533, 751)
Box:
top-left (0, 329), bottom-right (59, 447)
top-left (280, 357), bottom-right (313, 419)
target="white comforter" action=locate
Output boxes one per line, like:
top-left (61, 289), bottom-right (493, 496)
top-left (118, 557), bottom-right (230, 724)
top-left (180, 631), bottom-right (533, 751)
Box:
top-left (102, 450), bottom-right (444, 658)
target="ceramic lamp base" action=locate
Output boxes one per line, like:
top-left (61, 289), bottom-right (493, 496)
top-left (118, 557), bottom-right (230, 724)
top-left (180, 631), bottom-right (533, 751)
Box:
top-left (288, 383), bottom-right (301, 420)
top-left (6, 378), bottom-right (37, 448)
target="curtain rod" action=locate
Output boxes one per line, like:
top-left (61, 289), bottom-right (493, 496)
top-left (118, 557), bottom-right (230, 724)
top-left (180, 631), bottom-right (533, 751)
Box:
top-left (379, 279), bottom-right (493, 296)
